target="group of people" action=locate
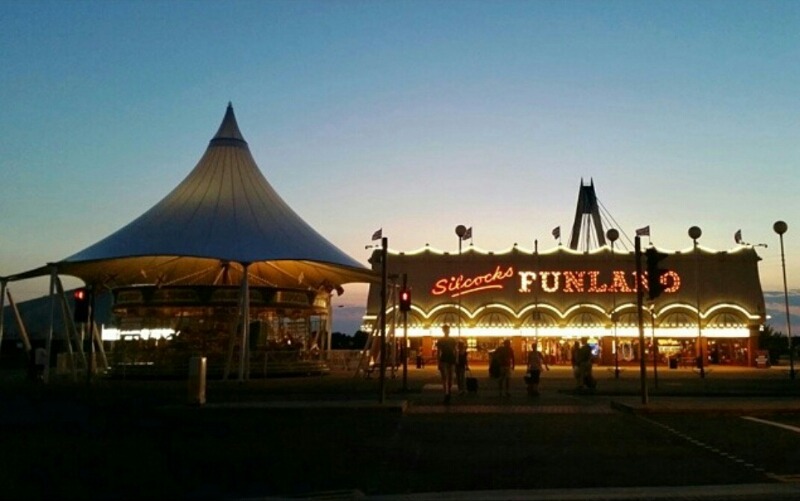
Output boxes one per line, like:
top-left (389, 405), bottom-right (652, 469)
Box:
top-left (438, 325), bottom-right (594, 401)
top-left (435, 324), bottom-right (470, 403)
top-left (571, 337), bottom-right (596, 390)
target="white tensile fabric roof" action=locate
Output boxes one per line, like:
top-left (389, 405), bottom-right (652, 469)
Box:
top-left (7, 104), bottom-right (376, 289)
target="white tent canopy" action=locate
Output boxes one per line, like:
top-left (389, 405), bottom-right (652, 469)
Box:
top-left (5, 103), bottom-right (376, 289)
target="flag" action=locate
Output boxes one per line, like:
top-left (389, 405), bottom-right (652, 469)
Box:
top-left (552, 226), bottom-right (561, 240)
top-left (371, 228), bottom-right (382, 241)
top-left (734, 229), bottom-right (742, 244)
top-left (636, 225), bottom-right (650, 237)
top-left (461, 227), bottom-right (472, 241)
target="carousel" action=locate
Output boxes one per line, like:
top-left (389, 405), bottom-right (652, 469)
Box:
top-left (1, 104), bottom-right (376, 381)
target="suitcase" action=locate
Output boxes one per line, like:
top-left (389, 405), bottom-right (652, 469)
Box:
top-left (466, 376), bottom-right (478, 393)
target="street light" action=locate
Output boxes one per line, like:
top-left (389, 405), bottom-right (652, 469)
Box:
top-left (606, 228), bottom-right (620, 379)
top-left (774, 220), bottom-right (795, 380)
top-left (689, 226), bottom-right (705, 378)
top-left (455, 225), bottom-right (467, 338)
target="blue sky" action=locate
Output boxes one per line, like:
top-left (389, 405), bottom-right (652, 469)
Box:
top-left (2, 1), bottom-right (799, 334)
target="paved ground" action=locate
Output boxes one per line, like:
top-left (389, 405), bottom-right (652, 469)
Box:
top-left (2, 364), bottom-right (800, 500)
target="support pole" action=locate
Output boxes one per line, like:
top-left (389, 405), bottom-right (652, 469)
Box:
top-left (55, 277), bottom-right (82, 380)
top-left (689, 227), bottom-right (705, 379)
top-left (325, 293), bottom-right (333, 363)
top-left (379, 237), bottom-right (388, 404)
top-left (389, 275), bottom-right (398, 378)
top-left (534, 240), bottom-right (539, 344)
top-left (607, 229), bottom-right (620, 379)
top-left (458, 236), bottom-right (462, 338)
top-left (0, 279), bottom-right (6, 363)
top-left (7, 289), bottom-right (32, 354)
top-left (92, 322), bottom-right (108, 370)
top-left (635, 236), bottom-right (648, 405)
top-left (238, 263), bottom-right (251, 382)
top-left (775, 222), bottom-right (795, 380)
top-left (45, 266), bottom-right (57, 384)
top-left (402, 273), bottom-right (408, 392)
top-left (86, 284), bottom-right (95, 385)
top-left (651, 306), bottom-right (658, 389)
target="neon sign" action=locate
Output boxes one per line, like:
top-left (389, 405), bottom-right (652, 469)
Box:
top-left (430, 265), bottom-right (681, 298)
top-left (431, 265), bottom-right (515, 297)
top-left (519, 270), bottom-right (680, 294)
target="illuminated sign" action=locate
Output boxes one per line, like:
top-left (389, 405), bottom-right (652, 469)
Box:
top-left (431, 265), bottom-right (681, 298)
top-left (431, 266), bottom-right (515, 297)
top-left (519, 270), bottom-right (680, 294)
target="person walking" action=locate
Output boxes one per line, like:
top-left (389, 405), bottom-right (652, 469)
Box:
top-left (525, 342), bottom-right (549, 396)
top-left (436, 325), bottom-right (458, 403)
top-left (495, 339), bottom-right (515, 397)
top-left (455, 340), bottom-right (469, 395)
top-left (577, 337), bottom-right (596, 390)
top-left (570, 340), bottom-right (582, 389)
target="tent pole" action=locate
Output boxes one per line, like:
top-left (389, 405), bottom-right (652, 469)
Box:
top-left (55, 276), bottom-right (81, 381)
top-left (223, 323), bottom-right (236, 380)
top-left (238, 263), bottom-right (251, 382)
top-left (44, 266), bottom-right (57, 383)
top-left (326, 292), bottom-right (333, 363)
top-left (92, 322), bottom-right (108, 370)
top-left (0, 279), bottom-right (6, 363)
top-left (7, 289), bottom-right (32, 356)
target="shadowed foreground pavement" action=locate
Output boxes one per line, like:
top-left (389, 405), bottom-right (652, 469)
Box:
top-left (2, 365), bottom-right (800, 500)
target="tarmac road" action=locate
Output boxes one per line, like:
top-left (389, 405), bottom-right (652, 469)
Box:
top-left (1, 365), bottom-right (800, 500)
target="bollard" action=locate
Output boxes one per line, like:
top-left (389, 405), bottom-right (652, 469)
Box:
top-left (188, 356), bottom-right (207, 406)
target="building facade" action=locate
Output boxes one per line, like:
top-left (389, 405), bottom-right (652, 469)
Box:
top-left (363, 242), bottom-right (766, 368)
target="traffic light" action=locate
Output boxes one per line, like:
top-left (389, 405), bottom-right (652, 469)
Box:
top-left (399, 288), bottom-right (411, 312)
top-left (645, 248), bottom-right (669, 300)
top-left (73, 288), bottom-right (90, 323)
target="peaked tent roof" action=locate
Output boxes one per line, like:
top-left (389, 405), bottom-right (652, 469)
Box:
top-left (7, 104), bottom-right (376, 289)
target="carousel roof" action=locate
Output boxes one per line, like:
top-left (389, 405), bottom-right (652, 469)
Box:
top-left (7, 104), bottom-right (376, 290)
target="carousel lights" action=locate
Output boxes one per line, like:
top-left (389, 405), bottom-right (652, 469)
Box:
top-left (388, 324), bottom-right (752, 339)
top-left (101, 327), bottom-right (176, 341)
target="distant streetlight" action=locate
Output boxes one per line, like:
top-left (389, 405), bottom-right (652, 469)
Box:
top-left (455, 225), bottom-right (468, 338)
top-left (606, 228), bottom-right (620, 379)
top-left (774, 220), bottom-right (795, 380)
top-left (688, 226), bottom-right (705, 378)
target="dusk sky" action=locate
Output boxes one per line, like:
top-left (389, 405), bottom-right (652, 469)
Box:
top-left (2, 1), bottom-right (799, 333)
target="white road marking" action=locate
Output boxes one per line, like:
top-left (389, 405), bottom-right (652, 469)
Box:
top-left (742, 416), bottom-right (800, 434)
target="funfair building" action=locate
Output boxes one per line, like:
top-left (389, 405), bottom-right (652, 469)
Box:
top-left (362, 181), bottom-right (765, 369)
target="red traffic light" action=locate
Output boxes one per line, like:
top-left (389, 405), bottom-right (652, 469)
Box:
top-left (399, 288), bottom-right (411, 312)
top-left (73, 288), bottom-right (90, 323)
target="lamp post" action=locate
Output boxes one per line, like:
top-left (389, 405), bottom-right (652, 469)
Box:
top-left (379, 236), bottom-right (388, 403)
top-left (455, 225), bottom-right (467, 338)
top-left (774, 221), bottom-right (795, 380)
top-left (534, 239), bottom-right (540, 344)
top-left (606, 228), bottom-right (620, 379)
top-left (689, 226), bottom-right (705, 379)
